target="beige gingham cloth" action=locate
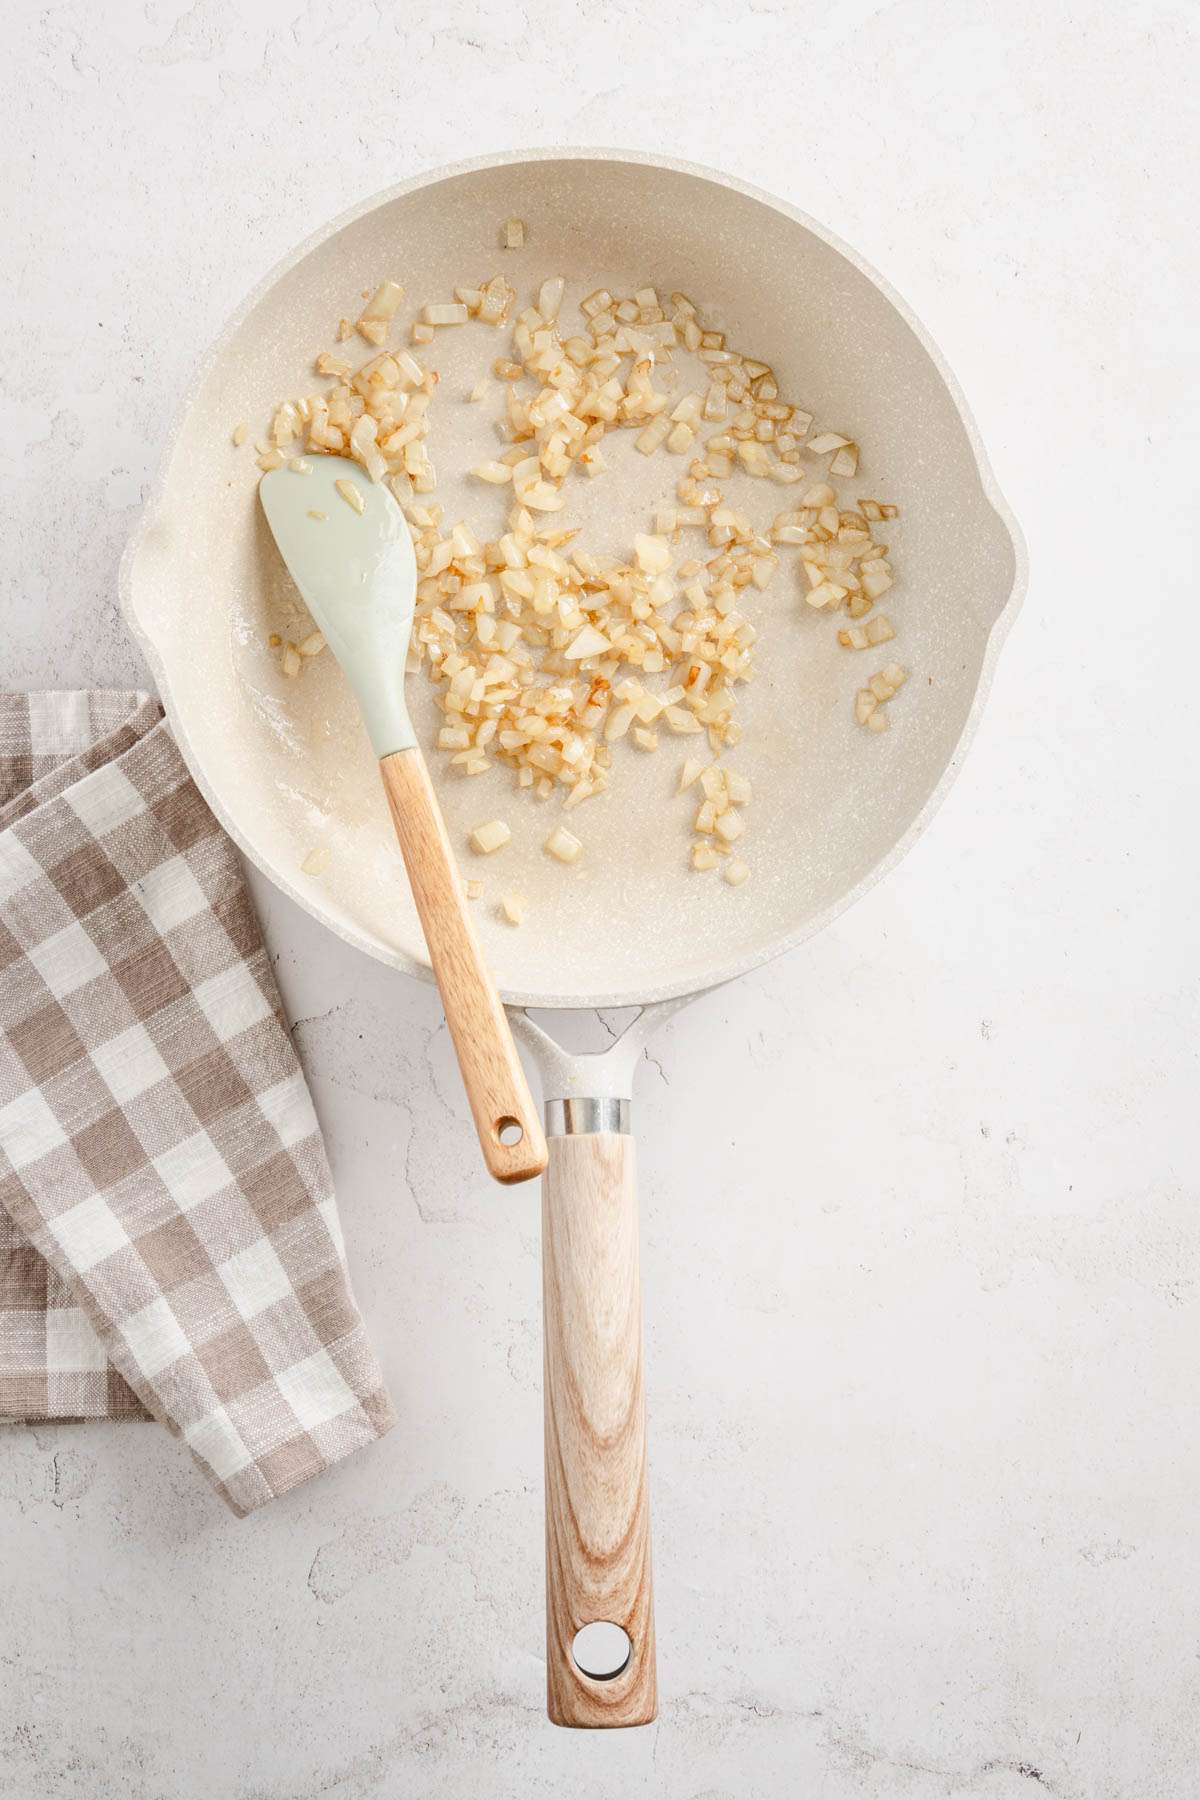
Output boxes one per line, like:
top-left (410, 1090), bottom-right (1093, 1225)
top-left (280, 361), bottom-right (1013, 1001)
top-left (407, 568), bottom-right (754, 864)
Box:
top-left (0, 692), bottom-right (395, 1513)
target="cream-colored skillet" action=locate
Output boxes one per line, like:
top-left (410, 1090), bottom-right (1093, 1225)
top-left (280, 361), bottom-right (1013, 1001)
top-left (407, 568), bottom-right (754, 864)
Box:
top-left (120, 149), bottom-right (1026, 1728)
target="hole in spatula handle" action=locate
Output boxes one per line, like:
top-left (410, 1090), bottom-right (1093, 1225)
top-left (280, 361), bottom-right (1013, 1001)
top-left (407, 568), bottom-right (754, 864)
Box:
top-left (571, 1622), bottom-right (632, 1681)
top-left (496, 1117), bottom-right (524, 1147)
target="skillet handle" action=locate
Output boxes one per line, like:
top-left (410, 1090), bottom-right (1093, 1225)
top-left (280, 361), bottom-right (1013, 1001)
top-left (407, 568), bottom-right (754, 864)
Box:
top-left (542, 1123), bottom-right (657, 1726)
top-left (379, 747), bottom-right (546, 1184)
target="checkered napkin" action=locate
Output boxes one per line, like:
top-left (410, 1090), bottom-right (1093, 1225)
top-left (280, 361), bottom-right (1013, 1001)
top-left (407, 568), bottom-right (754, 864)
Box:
top-left (0, 692), bottom-right (395, 1513)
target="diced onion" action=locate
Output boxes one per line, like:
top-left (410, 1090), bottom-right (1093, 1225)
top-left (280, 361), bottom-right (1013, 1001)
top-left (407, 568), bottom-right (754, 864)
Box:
top-left (634, 533), bottom-right (671, 574)
top-left (254, 266), bottom-right (906, 888)
top-left (544, 826), bottom-right (583, 863)
top-left (565, 624), bottom-right (612, 659)
top-left (470, 819), bottom-right (511, 854)
top-left (422, 302), bottom-right (469, 326)
top-left (361, 280), bottom-right (405, 323)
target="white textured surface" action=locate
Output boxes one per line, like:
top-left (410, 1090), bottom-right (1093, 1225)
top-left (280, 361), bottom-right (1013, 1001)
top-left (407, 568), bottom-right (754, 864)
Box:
top-left (2, 3), bottom-right (1197, 1796)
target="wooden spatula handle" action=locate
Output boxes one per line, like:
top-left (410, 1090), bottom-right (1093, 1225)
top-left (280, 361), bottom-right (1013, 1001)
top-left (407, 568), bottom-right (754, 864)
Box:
top-left (379, 747), bottom-right (546, 1184)
top-left (542, 1130), bottom-right (656, 1726)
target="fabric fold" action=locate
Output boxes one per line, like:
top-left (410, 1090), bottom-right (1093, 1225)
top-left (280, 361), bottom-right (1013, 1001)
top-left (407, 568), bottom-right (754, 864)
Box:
top-left (0, 692), bottom-right (395, 1513)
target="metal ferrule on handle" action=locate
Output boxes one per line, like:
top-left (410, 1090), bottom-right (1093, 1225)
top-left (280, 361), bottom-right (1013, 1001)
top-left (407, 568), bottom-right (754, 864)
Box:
top-left (545, 1097), bottom-right (631, 1137)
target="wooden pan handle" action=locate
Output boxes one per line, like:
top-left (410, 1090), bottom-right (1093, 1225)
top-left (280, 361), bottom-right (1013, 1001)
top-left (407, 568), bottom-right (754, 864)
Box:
top-left (542, 1131), bottom-right (656, 1726)
top-left (379, 747), bottom-right (546, 1185)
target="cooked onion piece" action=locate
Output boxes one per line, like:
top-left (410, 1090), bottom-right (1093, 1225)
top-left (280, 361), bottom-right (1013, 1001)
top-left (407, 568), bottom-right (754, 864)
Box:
top-left (544, 826), bottom-right (583, 863)
top-left (360, 280), bottom-right (405, 323)
top-left (469, 819), bottom-right (512, 854)
top-left (422, 302), bottom-right (469, 326)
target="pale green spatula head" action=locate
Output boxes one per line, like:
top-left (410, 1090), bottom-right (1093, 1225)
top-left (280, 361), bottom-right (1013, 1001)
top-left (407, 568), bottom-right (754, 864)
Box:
top-left (259, 456), bottom-right (417, 758)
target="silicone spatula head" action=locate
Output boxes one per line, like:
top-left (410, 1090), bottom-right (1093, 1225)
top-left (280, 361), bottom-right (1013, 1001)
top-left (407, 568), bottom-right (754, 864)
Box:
top-left (259, 456), bottom-right (417, 758)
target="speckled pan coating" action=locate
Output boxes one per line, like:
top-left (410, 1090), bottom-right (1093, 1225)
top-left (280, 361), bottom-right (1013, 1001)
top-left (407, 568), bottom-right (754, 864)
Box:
top-left (121, 149), bottom-right (1026, 1010)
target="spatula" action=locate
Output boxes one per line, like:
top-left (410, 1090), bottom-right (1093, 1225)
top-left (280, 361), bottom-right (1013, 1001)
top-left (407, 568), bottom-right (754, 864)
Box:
top-left (260, 455), bottom-right (547, 1184)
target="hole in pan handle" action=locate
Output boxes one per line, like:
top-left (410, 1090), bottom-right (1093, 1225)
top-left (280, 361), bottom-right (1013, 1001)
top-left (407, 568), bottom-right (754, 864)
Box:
top-left (572, 1622), bottom-right (632, 1682)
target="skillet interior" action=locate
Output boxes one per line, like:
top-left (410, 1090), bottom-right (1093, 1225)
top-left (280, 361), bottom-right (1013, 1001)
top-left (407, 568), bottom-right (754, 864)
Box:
top-left (125, 154), bottom-right (1020, 1007)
